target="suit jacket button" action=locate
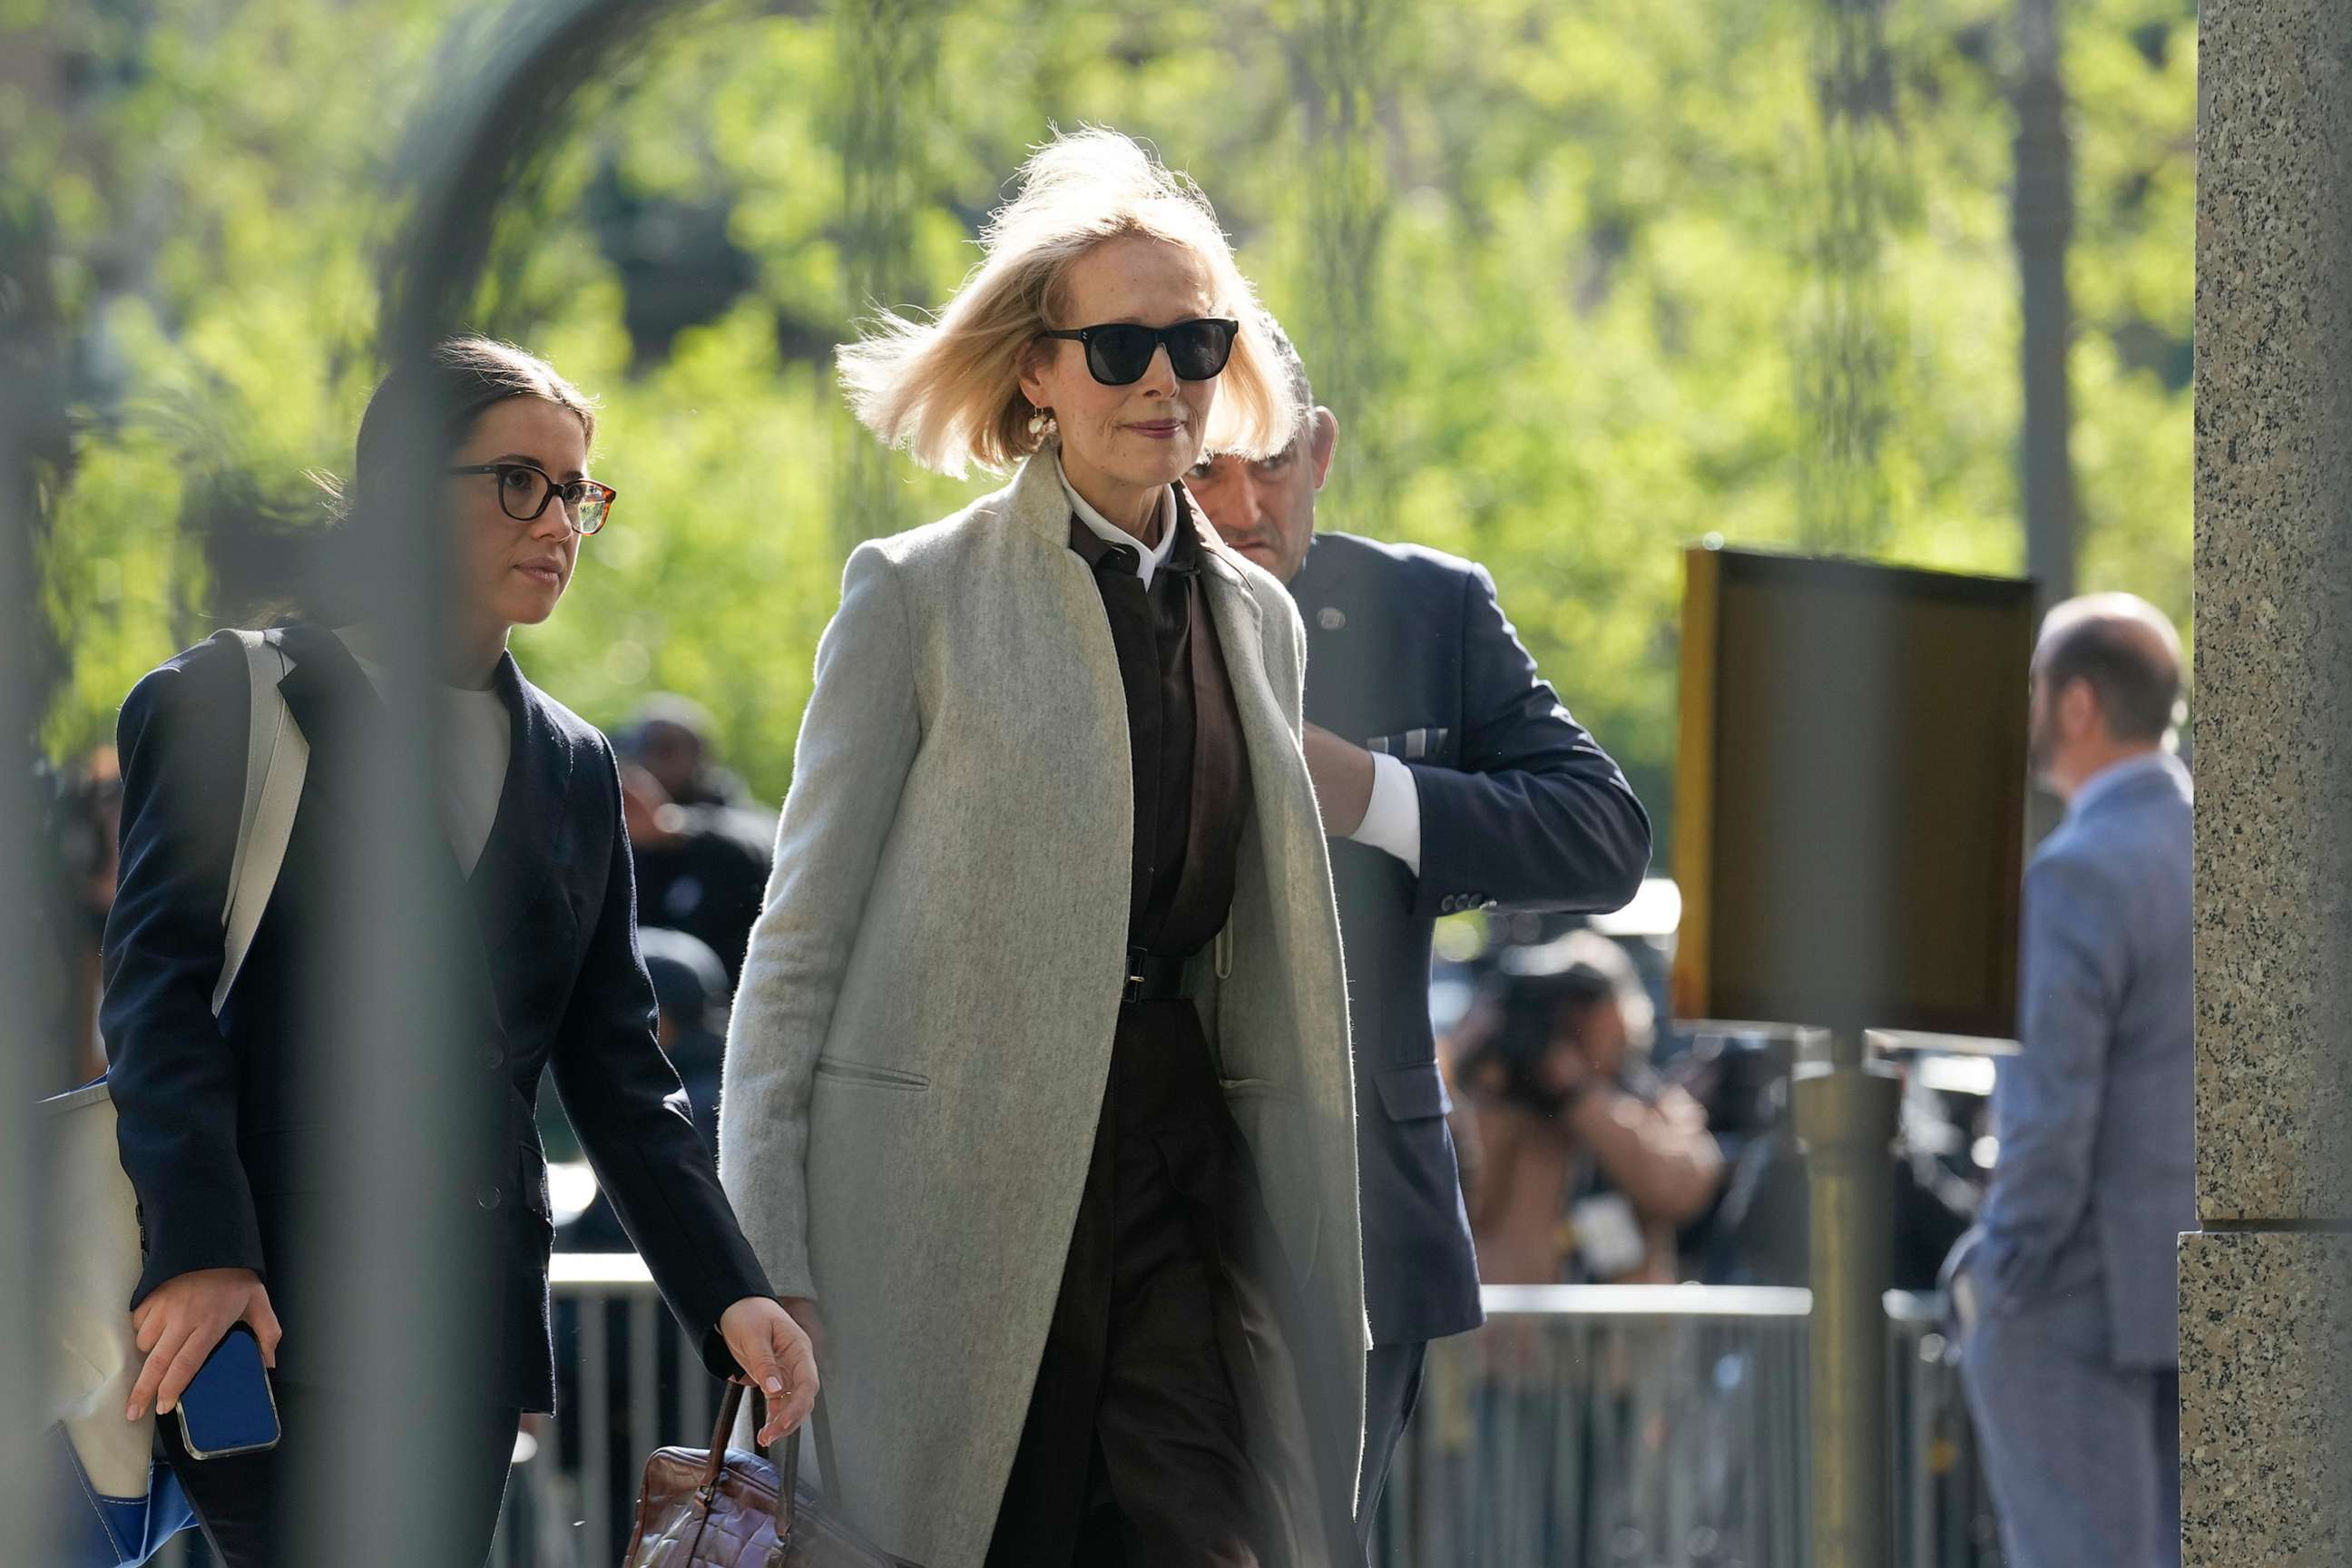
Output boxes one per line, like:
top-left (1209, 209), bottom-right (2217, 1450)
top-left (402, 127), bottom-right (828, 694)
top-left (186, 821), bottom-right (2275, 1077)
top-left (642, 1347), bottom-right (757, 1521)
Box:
top-left (482, 1044), bottom-right (505, 1071)
top-left (475, 1185), bottom-right (502, 1210)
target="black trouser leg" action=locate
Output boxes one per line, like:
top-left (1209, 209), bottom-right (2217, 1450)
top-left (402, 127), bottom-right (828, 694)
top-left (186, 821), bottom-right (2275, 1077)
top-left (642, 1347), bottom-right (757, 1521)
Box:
top-left (986, 1094), bottom-right (1118, 1568)
top-left (988, 1028), bottom-right (1281, 1568)
top-left (1354, 1339), bottom-right (1428, 1563)
top-left (158, 1380), bottom-right (519, 1568)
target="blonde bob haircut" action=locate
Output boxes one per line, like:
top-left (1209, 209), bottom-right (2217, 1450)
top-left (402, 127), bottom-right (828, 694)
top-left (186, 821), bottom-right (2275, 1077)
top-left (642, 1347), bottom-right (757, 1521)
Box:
top-left (838, 127), bottom-right (1298, 478)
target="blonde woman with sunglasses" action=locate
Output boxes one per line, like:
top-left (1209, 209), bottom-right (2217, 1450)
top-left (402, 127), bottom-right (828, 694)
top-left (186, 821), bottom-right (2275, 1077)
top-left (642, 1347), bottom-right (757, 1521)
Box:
top-left (720, 131), bottom-right (1365, 1567)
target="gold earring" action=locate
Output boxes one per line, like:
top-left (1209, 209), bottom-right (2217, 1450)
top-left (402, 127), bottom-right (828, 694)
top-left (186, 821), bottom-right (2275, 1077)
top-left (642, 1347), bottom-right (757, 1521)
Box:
top-left (1028, 406), bottom-right (1054, 438)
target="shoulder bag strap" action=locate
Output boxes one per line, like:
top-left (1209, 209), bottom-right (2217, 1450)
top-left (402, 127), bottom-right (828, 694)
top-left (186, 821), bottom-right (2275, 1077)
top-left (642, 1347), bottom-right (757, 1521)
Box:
top-left (212, 629), bottom-right (309, 1016)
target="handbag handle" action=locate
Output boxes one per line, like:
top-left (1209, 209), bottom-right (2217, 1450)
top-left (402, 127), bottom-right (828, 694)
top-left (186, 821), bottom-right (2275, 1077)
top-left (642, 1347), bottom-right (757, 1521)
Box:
top-left (699, 1380), bottom-right (837, 1543)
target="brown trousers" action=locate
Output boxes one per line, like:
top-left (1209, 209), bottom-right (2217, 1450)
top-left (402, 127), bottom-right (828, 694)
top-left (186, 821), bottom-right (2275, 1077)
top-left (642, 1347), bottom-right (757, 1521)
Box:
top-left (984, 1003), bottom-right (1324, 1568)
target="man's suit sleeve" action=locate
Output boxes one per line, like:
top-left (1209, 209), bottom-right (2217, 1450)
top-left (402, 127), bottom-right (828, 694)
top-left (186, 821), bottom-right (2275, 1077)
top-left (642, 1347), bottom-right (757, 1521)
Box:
top-left (100, 654), bottom-right (268, 1306)
top-left (1405, 562), bottom-right (1651, 920)
top-left (1977, 851), bottom-right (2125, 1298)
top-left (551, 741), bottom-right (776, 1382)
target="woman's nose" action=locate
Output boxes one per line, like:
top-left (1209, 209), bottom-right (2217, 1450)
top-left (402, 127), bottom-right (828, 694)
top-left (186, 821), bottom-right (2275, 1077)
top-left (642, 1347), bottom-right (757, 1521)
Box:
top-left (1136, 343), bottom-right (1180, 393)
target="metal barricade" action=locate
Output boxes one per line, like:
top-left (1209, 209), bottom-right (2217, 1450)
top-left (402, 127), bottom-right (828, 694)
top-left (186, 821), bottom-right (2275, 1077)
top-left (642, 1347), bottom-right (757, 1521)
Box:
top-left (1374, 1286), bottom-right (1811, 1567)
top-left (150, 1264), bottom-right (1995, 1567)
top-left (1376, 1284), bottom-right (2001, 1568)
top-left (137, 1279), bottom-right (1994, 1568)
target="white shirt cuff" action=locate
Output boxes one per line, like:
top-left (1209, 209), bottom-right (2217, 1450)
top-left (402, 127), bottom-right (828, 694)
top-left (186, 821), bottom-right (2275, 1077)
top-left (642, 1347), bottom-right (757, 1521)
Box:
top-left (1348, 750), bottom-right (1423, 877)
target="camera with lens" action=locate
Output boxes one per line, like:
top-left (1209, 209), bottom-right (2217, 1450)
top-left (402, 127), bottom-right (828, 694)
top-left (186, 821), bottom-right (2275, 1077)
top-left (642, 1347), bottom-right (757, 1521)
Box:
top-left (1459, 936), bottom-right (1629, 1118)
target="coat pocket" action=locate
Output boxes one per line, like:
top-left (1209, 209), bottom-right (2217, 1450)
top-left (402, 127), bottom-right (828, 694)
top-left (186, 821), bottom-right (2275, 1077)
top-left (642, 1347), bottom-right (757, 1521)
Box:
top-left (1370, 1061), bottom-right (1452, 1122)
top-left (813, 1057), bottom-right (930, 1093)
top-left (1217, 1079), bottom-right (1321, 1291)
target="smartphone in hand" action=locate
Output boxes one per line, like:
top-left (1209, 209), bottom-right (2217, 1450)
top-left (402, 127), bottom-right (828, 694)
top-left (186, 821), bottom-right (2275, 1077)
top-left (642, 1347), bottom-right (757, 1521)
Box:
top-left (176, 1323), bottom-right (280, 1460)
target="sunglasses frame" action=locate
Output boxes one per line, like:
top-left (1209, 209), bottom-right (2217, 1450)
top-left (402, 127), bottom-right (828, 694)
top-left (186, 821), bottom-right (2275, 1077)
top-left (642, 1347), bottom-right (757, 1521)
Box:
top-left (446, 461), bottom-right (616, 535)
top-left (1039, 317), bottom-right (1240, 387)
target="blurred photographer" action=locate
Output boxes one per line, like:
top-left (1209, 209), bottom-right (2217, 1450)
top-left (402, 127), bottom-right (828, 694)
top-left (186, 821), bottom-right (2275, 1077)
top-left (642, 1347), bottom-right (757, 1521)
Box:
top-left (1453, 930), bottom-right (1721, 1284)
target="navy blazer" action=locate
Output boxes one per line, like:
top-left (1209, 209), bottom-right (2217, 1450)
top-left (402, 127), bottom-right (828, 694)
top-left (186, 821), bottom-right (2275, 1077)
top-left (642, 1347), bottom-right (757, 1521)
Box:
top-left (1292, 534), bottom-right (1652, 1345)
top-left (99, 623), bottom-right (772, 1413)
top-left (1965, 754), bottom-right (2194, 1370)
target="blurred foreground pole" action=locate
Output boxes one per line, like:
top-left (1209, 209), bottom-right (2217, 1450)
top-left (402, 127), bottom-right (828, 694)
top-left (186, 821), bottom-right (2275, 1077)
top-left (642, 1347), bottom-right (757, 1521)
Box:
top-left (285, 2), bottom-right (675, 1559)
top-left (1793, 1034), bottom-right (1901, 1568)
top-left (0, 356), bottom-right (59, 1568)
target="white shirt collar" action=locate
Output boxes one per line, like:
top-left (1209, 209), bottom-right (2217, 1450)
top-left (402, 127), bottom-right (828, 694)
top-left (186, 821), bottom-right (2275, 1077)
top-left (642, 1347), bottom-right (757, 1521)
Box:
top-left (1058, 456), bottom-right (1179, 592)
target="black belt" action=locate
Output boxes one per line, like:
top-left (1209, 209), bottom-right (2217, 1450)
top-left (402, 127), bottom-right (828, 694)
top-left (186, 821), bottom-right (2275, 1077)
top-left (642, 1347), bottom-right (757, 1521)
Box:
top-left (1122, 948), bottom-right (1193, 1006)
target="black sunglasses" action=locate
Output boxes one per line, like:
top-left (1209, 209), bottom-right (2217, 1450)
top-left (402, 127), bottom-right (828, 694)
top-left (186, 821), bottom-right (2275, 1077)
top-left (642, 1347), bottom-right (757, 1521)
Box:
top-left (1040, 318), bottom-right (1239, 387)
top-left (445, 461), bottom-right (616, 535)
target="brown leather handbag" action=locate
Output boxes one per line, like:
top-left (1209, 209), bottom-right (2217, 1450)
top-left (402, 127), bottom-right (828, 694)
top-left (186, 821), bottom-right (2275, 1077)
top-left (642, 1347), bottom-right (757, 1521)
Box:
top-left (622, 1383), bottom-right (916, 1567)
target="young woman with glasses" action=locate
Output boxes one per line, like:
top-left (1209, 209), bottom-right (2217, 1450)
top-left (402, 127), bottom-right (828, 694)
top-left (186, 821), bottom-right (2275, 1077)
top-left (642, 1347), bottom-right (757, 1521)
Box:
top-left (719, 130), bottom-right (1366, 1567)
top-left (100, 337), bottom-right (813, 1566)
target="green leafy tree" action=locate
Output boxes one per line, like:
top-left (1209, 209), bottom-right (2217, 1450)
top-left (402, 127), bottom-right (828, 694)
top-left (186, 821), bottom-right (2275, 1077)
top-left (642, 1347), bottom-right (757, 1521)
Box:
top-left (13, 0), bottom-right (2194, 856)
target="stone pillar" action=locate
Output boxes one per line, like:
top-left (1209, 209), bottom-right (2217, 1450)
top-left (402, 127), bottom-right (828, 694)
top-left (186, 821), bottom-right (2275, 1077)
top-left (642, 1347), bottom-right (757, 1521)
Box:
top-left (2186, 2), bottom-right (2352, 1561)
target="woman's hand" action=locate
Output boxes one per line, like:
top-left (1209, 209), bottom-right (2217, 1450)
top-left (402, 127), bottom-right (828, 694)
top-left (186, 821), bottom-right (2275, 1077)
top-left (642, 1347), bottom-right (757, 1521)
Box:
top-left (719, 1297), bottom-right (819, 1445)
top-left (127, 1267), bottom-right (279, 1422)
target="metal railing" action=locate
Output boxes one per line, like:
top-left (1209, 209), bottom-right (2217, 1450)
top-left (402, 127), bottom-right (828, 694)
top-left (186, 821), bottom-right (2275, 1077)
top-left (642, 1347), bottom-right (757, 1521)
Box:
top-left (1376, 1285), bottom-right (1810, 1567)
top-left (1375, 1285), bottom-right (2000, 1567)
top-left (155, 1266), bottom-right (1999, 1567)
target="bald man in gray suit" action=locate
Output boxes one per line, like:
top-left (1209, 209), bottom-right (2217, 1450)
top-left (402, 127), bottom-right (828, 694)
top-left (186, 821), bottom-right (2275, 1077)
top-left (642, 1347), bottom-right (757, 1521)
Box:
top-left (1947, 594), bottom-right (2194, 1568)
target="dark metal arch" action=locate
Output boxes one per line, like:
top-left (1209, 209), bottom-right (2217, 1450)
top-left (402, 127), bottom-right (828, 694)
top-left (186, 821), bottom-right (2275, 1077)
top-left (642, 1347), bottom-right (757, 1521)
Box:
top-left (379, 0), bottom-right (710, 368)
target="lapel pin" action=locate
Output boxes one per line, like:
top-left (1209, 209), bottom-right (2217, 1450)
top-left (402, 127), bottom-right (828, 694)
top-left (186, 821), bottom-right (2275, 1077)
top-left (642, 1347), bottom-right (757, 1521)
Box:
top-left (1318, 606), bottom-right (1347, 631)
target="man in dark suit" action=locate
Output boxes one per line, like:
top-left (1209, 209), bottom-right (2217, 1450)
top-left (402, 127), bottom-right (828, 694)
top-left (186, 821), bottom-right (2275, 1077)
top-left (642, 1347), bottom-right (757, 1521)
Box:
top-left (1187, 320), bottom-right (1653, 1552)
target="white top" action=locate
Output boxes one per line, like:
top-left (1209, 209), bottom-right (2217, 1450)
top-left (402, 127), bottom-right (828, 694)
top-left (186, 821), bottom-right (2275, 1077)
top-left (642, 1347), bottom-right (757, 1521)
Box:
top-left (1059, 458), bottom-right (1180, 592)
top-left (333, 627), bottom-right (513, 876)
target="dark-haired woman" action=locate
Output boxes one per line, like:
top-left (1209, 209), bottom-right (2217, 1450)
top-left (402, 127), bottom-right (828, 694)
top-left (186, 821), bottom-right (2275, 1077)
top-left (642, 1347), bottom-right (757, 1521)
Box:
top-left (99, 337), bottom-right (814, 1566)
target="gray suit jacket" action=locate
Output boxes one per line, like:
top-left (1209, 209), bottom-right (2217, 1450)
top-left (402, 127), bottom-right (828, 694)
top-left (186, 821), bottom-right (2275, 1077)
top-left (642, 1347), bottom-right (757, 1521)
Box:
top-left (1966, 753), bottom-right (2194, 1369)
top-left (718, 445), bottom-right (1365, 1568)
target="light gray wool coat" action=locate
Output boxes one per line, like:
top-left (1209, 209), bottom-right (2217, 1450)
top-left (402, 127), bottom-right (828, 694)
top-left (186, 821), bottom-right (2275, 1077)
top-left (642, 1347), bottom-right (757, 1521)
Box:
top-left (717, 443), bottom-right (1367, 1568)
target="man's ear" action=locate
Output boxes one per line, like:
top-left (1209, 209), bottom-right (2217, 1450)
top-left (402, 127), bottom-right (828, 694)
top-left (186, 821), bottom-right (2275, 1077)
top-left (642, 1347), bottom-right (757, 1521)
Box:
top-left (1309, 407), bottom-right (1340, 491)
top-left (2060, 677), bottom-right (2102, 740)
